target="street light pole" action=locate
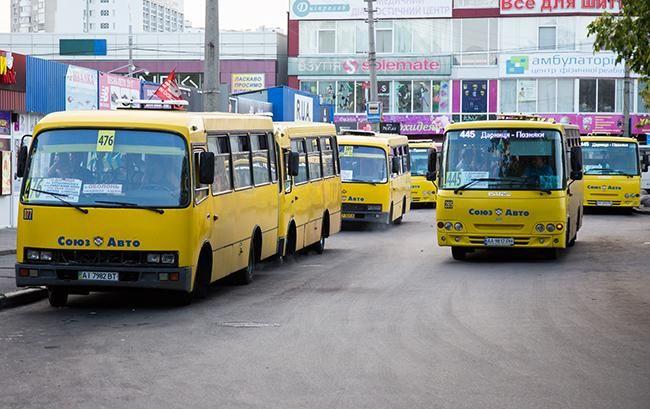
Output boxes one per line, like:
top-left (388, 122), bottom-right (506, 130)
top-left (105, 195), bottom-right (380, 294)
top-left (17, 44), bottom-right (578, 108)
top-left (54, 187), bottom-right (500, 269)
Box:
top-left (366, 0), bottom-right (379, 132)
top-left (128, 23), bottom-right (134, 77)
top-left (204, 0), bottom-right (220, 111)
top-left (623, 61), bottom-right (631, 137)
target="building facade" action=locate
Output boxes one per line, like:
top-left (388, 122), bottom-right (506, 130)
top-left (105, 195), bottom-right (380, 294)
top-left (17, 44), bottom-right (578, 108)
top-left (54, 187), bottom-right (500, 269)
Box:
top-left (11, 0), bottom-right (186, 33)
top-left (288, 0), bottom-right (648, 140)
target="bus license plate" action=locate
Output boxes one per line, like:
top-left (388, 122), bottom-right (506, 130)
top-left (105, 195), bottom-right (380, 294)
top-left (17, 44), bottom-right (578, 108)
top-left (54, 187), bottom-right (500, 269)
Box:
top-left (596, 201), bottom-right (612, 206)
top-left (484, 237), bottom-right (515, 247)
top-left (78, 271), bottom-right (119, 281)
top-left (342, 213), bottom-right (355, 219)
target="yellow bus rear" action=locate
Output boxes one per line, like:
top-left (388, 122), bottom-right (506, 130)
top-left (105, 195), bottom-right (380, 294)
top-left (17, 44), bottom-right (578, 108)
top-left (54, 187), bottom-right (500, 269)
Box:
top-left (581, 136), bottom-right (645, 209)
top-left (408, 139), bottom-right (439, 206)
top-left (338, 131), bottom-right (411, 225)
top-left (274, 122), bottom-right (342, 255)
top-left (432, 120), bottom-right (584, 260)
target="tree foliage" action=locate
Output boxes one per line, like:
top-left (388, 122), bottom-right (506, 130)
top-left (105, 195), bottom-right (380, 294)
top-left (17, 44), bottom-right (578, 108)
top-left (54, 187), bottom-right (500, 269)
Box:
top-left (588, 0), bottom-right (650, 105)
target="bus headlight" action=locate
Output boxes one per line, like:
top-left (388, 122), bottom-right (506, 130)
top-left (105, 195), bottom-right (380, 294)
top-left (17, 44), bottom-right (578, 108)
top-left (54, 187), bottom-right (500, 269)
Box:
top-left (454, 222), bottom-right (463, 231)
top-left (444, 222), bottom-right (453, 230)
top-left (161, 254), bottom-right (176, 264)
top-left (147, 253), bottom-right (161, 263)
top-left (535, 224), bottom-right (545, 233)
top-left (27, 249), bottom-right (40, 261)
top-left (546, 224), bottom-right (556, 232)
top-left (437, 222), bottom-right (444, 229)
top-left (40, 251), bottom-right (53, 261)
top-left (367, 204), bottom-right (382, 211)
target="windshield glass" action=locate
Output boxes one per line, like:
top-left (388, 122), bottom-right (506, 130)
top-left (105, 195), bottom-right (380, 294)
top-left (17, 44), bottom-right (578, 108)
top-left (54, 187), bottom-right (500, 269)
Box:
top-left (582, 141), bottom-right (639, 176)
top-left (22, 129), bottom-right (190, 208)
top-left (409, 148), bottom-right (430, 176)
top-left (443, 129), bottom-right (563, 190)
top-left (338, 145), bottom-right (387, 183)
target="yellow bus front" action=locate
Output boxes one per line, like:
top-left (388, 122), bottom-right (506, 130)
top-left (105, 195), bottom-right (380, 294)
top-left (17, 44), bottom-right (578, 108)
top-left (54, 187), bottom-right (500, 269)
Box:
top-left (581, 137), bottom-right (641, 208)
top-left (15, 113), bottom-right (198, 294)
top-left (409, 142), bottom-right (437, 205)
top-left (436, 123), bottom-right (583, 259)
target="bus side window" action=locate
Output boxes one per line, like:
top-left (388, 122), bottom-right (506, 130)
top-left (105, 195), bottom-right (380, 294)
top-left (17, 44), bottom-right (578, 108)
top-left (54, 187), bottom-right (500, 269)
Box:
top-left (321, 136), bottom-right (335, 177)
top-left (251, 133), bottom-right (270, 186)
top-left (331, 136), bottom-right (340, 175)
top-left (230, 135), bottom-right (252, 189)
top-left (193, 149), bottom-right (209, 203)
top-left (208, 135), bottom-right (233, 194)
top-left (291, 139), bottom-right (309, 184)
top-left (400, 146), bottom-right (409, 172)
top-left (283, 149), bottom-right (292, 193)
top-left (268, 133), bottom-right (277, 183)
top-left (306, 137), bottom-right (322, 180)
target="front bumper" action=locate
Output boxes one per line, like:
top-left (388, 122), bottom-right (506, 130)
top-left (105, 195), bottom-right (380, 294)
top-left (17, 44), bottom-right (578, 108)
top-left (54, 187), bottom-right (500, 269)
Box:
top-left (583, 197), bottom-right (640, 208)
top-left (15, 263), bottom-right (193, 292)
top-left (437, 232), bottom-right (565, 248)
top-left (341, 211), bottom-right (390, 224)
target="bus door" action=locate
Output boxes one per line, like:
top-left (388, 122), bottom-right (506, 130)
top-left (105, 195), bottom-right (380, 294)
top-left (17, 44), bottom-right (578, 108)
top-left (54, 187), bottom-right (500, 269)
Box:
top-left (305, 137), bottom-right (325, 246)
top-left (192, 144), bottom-right (215, 274)
top-left (287, 138), bottom-right (311, 250)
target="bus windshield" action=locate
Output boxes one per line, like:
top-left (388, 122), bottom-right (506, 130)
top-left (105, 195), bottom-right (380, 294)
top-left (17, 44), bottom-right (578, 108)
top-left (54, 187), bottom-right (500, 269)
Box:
top-left (409, 148), bottom-right (430, 176)
top-left (443, 129), bottom-right (563, 191)
top-left (339, 145), bottom-right (387, 184)
top-left (582, 141), bottom-right (639, 176)
top-left (22, 129), bottom-right (190, 208)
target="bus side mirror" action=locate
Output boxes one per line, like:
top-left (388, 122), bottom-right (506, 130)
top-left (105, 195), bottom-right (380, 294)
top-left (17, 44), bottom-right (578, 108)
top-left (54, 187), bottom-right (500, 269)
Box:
top-left (642, 154), bottom-right (650, 173)
top-left (426, 150), bottom-right (438, 181)
top-left (391, 156), bottom-right (400, 174)
top-left (199, 152), bottom-right (215, 184)
top-left (570, 146), bottom-right (583, 180)
top-left (16, 134), bottom-right (32, 178)
top-left (288, 151), bottom-right (300, 177)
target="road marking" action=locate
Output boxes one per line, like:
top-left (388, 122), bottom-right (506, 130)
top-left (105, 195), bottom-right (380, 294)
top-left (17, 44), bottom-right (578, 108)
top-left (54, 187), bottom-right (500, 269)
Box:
top-left (215, 322), bottom-right (280, 328)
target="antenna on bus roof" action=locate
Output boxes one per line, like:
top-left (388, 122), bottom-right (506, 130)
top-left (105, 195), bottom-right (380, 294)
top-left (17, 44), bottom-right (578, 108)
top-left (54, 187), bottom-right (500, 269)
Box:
top-left (115, 98), bottom-right (189, 110)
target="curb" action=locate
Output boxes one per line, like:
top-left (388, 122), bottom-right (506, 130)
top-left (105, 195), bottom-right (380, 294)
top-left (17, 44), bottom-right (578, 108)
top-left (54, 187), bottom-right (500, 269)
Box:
top-left (0, 287), bottom-right (47, 310)
top-left (0, 249), bottom-right (16, 256)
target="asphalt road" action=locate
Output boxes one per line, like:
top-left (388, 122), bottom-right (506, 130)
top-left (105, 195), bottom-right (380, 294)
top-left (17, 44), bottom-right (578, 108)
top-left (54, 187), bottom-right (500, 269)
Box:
top-left (1, 208), bottom-right (649, 409)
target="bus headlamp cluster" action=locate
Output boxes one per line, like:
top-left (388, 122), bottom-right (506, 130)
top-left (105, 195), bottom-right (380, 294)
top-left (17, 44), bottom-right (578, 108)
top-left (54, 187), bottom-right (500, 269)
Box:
top-left (367, 204), bottom-right (382, 211)
top-left (535, 223), bottom-right (563, 233)
top-left (27, 249), bottom-right (52, 261)
top-left (147, 253), bottom-right (176, 264)
top-left (437, 222), bottom-right (463, 231)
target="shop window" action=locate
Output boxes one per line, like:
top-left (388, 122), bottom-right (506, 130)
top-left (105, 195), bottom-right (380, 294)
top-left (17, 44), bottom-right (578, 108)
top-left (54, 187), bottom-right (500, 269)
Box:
top-left (337, 21), bottom-right (355, 54)
top-left (500, 80), bottom-right (517, 112)
top-left (301, 81), bottom-right (317, 95)
top-left (395, 81), bottom-right (412, 113)
top-left (597, 79), bottom-right (616, 113)
top-left (538, 79), bottom-right (556, 112)
top-left (337, 81), bottom-right (354, 114)
top-left (538, 26), bottom-right (556, 50)
top-left (378, 81), bottom-right (391, 114)
top-left (557, 79), bottom-right (574, 112)
top-left (413, 81), bottom-right (432, 113)
top-left (318, 24), bottom-right (336, 53)
top-left (376, 21), bottom-right (393, 54)
top-left (318, 81), bottom-right (336, 105)
top-left (432, 81), bottom-right (450, 113)
top-left (355, 21), bottom-right (368, 54)
top-left (453, 18), bottom-right (498, 66)
top-left (354, 82), bottom-right (368, 114)
top-left (579, 79), bottom-right (597, 112)
top-left (395, 20), bottom-right (412, 53)
top-left (638, 81), bottom-right (649, 113)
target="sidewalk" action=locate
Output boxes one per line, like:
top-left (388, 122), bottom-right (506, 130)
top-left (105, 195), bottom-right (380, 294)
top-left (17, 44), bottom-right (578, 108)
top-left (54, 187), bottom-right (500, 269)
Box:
top-left (0, 228), bottom-right (16, 256)
top-left (0, 228), bottom-right (45, 309)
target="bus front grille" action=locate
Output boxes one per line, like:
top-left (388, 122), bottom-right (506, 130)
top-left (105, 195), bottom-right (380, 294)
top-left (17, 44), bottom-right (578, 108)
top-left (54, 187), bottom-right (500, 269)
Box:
top-left (26, 249), bottom-right (179, 268)
top-left (341, 203), bottom-right (381, 212)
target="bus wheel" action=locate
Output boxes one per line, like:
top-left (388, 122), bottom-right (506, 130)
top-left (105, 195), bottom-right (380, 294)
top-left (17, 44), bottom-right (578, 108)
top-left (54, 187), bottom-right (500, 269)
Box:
top-left (312, 217), bottom-right (328, 254)
top-left (392, 203), bottom-right (403, 225)
top-left (48, 287), bottom-right (68, 307)
top-left (545, 248), bottom-right (560, 260)
top-left (193, 252), bottom-right (212, 299)
top-left (238, 240), bottom-right (256, 285)
top-left (451, 247), bottom-right (467, 260)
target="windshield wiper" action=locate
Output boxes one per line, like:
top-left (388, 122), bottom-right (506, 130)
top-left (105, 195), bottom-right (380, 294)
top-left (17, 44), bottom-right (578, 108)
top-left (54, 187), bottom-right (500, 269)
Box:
top-left (344, 179), bottom-right (378, 186)
top-left (453, 178), bottom-right (504, 194)
top-left (29, 188), bottom-right (88, 214)
top-left (585, 168), bottom-right (633, 176)
top-left (94, 200), bottom-right (165, 214)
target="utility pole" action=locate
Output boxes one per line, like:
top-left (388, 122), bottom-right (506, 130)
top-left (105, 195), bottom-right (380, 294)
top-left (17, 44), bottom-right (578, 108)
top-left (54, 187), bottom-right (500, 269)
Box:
top-left (623, 61), bottom-right (631, 137)
top-left (85, 0), bottom-right (90, 33)
top-left (204, 0), bottom-right (220, 111)
top-left (366, 0), bottom-right (379, 132)
top-left (128, 23), bottom-right (134, 77)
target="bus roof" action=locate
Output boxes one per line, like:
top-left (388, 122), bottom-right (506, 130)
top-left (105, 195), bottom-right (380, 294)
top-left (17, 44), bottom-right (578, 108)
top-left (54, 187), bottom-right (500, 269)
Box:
top-left (445, 120), bottom-right (578, 132)
top-left (338, 133), bottom-right (409, 148)
top-left (34, 110), bottom-right (274, 143)
top-left (581, 135), bottom-right (639, 144)
top-left (408, 140), bottom-right (436, 148)
top-left (273, 121), bottom-right (336, 137)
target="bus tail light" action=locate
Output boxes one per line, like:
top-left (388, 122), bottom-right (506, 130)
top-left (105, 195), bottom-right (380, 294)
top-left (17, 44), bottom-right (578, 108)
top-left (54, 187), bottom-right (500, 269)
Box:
top-left (19, 268), bottom-right (29, 277)
top-left (169, 272), bottom-right (179, 282)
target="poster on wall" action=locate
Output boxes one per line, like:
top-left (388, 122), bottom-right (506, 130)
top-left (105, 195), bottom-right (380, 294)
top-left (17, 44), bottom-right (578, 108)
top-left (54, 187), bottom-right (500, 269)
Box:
top-left (500, 52), bottom-right (627, 79)
top-left (231, 73), bottom-right (265, 94)
top-left (1, 150), bottom-right (11, 196)
top-left (99, 73), bottom-right (141, 110)
top-left (0, 111), bottom-right (10, 135)
top-left (290, 0), bottom-right (452, 20)
top-left (65, 65), bottom-right (98, 110)
top-left (517, 80), bottom-right (537, 102)
top-left (295, 94), bottom-right (314, 122)
top-left (461, 80), bottom-right (488, 113)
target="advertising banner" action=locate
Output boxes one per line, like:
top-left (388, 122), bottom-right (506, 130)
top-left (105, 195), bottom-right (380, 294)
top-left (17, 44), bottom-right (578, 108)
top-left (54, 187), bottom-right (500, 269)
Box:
top-left (631, 115), bottom-right (650, 134)
top-left (290, 56), bottom-right (452, 76)
top-left (65, 65), bottom-right (98, 111)
top-left (290, 0), bottom-right (452, 20)
top-left (231, 73), bottom-right (266, 94)
top-left (0, 111), bottom-right (10, 135)
top-left (99, 73), bottom-right (141, 110)
top-left (295, 93), bottom-right (314, 122)
top-left (335, 114), bottom-right (452, 135)
top-left (1, 150), bottom-right (10, 196)
top-left (461, 80), bottom-right (488, 113)
top-left (539, 113), bottom-right (624, 134)
top-left (500, 0), bottom-right (621, 15)
top-left (500, 52), bottom-right (628, 78)
top-left (0, 50), bottom-right (26, 92)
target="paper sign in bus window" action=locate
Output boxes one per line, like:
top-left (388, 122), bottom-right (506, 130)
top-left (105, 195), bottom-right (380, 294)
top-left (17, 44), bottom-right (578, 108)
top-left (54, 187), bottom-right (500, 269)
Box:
top-left (29, 178), bottom-right (82, 203)
top-left (82, 184), bottom-right (123, 195)
top-left (97, 130), bottom-right (115, 152)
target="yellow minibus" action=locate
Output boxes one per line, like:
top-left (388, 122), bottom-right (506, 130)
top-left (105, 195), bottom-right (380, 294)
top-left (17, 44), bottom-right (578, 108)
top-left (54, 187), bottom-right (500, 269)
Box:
top-left (338, 131), bottom-right (411, 224)
top-left (431, 118), bottom-right (584, 260)
top-left (581, 135), bottom-right (648, 210)
top-left (15, 109), bottom-right (340, 306)
top-left (274, 122), bottom-right (342, 256)
top-left (408, 139), bottom-right (440, 206)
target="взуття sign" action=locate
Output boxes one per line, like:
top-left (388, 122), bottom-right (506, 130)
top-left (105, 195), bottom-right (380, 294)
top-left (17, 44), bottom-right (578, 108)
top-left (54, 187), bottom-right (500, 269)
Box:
top-left (289, 56), bottom-right (452, 77)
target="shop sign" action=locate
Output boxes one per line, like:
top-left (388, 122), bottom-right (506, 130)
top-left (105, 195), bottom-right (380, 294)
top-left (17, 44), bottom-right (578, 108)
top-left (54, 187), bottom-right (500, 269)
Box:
top-left (500, 52), bottom-right (628, 78)
top-left (540, 113), bottom-right (624, 134)
top-left (231, 73), bottom-right (266, 94)
top-left (65, 66), bottom-right (98, 111)
top-left (0, 111), bottom-right (10, 135)
top-left (0, 50), bottom-right (26, 92)
top-left (500, 0), bottom-right (621, 15)
top-left (99, 73), bottom-right (141, 110)
top-left (631, 115), bottom-right (650, 134)
top-left (290, 0), bottom-right (452, 20)
top-left (289, 56), bottom-right (452, 76)
top-left (295, 93), bottom-right (314, 122)
top-left (380, 122), bottom-right (401, 134)
top-left (335, 114), bottom-right (452, 135)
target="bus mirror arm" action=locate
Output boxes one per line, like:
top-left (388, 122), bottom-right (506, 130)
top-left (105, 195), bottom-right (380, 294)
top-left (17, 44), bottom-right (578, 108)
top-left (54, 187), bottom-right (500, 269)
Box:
top-left (426, 150), bottom-right (438, 181)
top-left (642, 154), bottom-right (650, 173)
top-left (570, 146), bottom-right (583, 180)
top-left (199, 152), bottom-right (215, 185)
top-left (16, 134), bottom-right (32, 178)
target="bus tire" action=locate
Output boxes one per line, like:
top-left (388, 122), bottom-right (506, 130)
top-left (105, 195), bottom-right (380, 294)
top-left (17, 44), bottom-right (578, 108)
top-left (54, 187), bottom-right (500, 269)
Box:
top-left (451, 247), bottom-right (467, 260)
top-left (312, 215), bottom-right (329, 255)
top-left (545, 248), bottom-right (560, 260)
top-left (566, 220), bottom-right (577, 248)
top-left (285, 223), bottom-right (297, 257)
top-left (193, 249), bottom-right (212, 300)
top-left (47, 287), bottom-right (68, 307)
top-left (238, 238), bottom-right (257, 285)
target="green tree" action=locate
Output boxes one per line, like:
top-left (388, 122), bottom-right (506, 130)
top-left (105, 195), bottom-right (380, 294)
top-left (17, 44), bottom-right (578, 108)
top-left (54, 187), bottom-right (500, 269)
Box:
top-left (588, 0), bottom-right (650, 107)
